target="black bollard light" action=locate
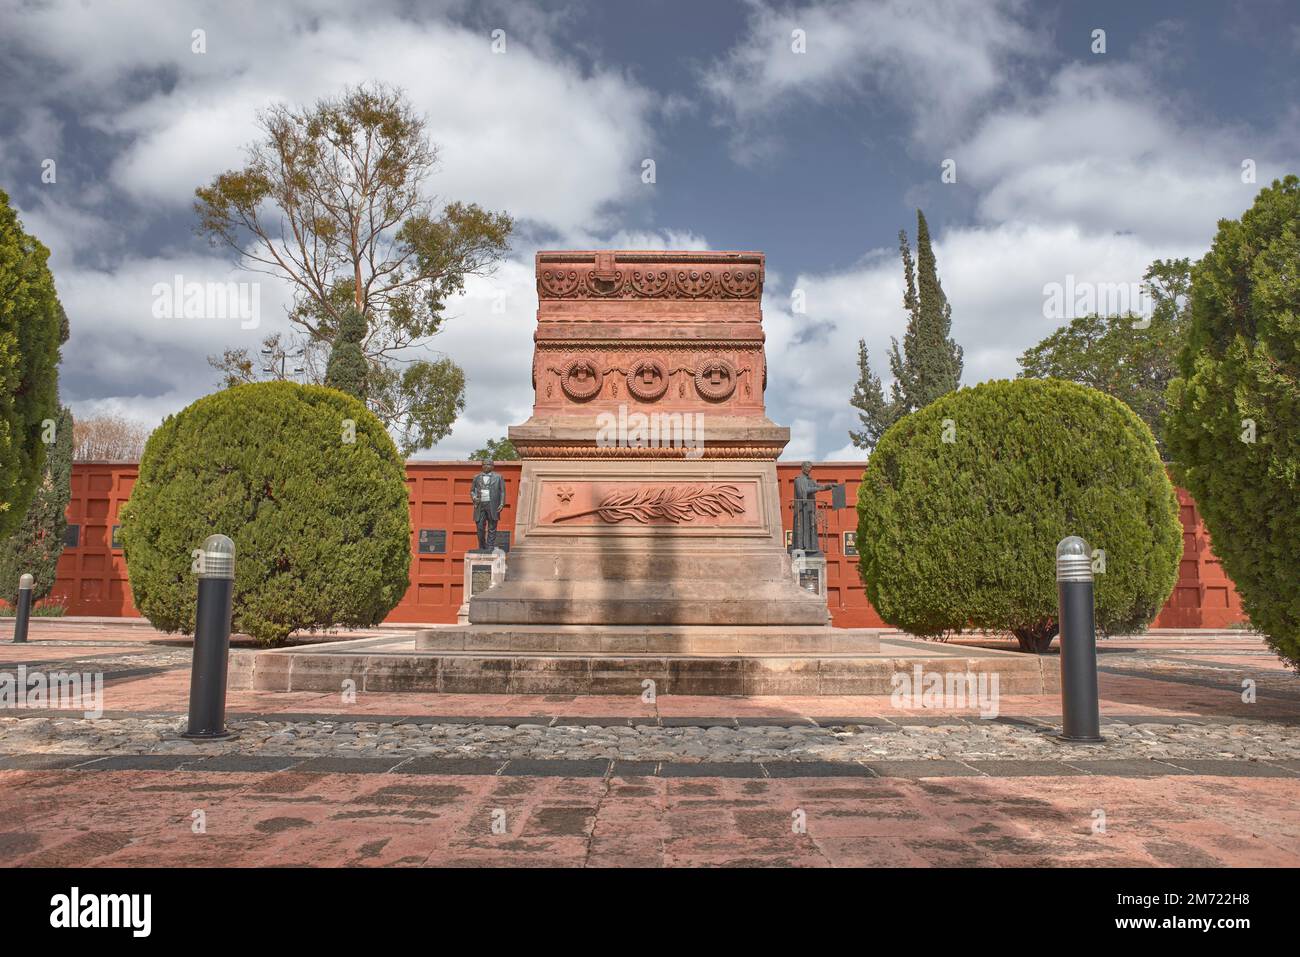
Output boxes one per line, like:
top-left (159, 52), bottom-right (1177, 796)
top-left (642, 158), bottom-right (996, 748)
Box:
top-left (12, 573), bottom-right (33, 644)
top-left (183, 534), bottom-right (236, 740)
top-left (1056, 535), bottom-right (1103, 743)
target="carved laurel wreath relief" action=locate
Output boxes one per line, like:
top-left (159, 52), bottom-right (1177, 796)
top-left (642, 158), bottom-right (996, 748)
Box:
top-left (546, 354), bottom-right (751, 402)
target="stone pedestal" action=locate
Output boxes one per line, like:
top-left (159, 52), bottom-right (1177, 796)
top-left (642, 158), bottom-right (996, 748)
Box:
top-left (790, 551), bottom-right (828, 600)
top-left (467, 250), bottom-right (829, 632)
top-left (457, 549), bottom-right (507, 624)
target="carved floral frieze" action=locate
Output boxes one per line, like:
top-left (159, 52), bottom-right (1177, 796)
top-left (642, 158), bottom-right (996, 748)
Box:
top-left (537, 265), bottom-right (763, 300)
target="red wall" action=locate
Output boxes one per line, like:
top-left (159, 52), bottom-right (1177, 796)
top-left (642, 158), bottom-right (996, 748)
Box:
top-left (47, 461), bottom-right (1243, 629)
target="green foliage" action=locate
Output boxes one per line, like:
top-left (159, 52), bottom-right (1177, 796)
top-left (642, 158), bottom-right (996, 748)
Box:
top-left (0, 406), bottom-right (72, 605)
top-left (857, 379), bottom-right (1182, 652)
top-left (196, 83), bottom-right (508, 454)
top-left (848, 339), bottom-right (890, 449)
top-left (324, 306), bottom-right (369, 399)
top-left (120, 382), bottom-right (412, 645)
top-left (470, 436), bottom-right (518, 462)
top-left (850, 209), bottom-right (963, 449)
top-left (370, 355), bottom-right (466, 455)
top-left (1165, 176), bottom-right (1300, 669)
top-left (0, 189), bottom-right (66, 538)
top-left (1019, 259), bottom-right (1190, 452)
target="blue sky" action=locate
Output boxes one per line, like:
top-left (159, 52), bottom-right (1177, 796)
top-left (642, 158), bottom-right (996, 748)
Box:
top-left (1, 0), bottom-right (1297, 459)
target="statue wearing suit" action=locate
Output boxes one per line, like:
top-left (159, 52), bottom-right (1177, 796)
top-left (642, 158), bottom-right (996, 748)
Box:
top-left (471, 462), bottom-right (506, 551)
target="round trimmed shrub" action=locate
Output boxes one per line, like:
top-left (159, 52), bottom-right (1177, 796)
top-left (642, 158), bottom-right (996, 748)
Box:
top-left (857, 378), bottom-right (1182, 652)
top-left (120, 382), bottom-right (411, 645)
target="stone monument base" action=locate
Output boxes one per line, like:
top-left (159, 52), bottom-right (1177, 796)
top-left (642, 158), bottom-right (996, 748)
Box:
top-left (790, 552), bottom-right (828, 599)
top-left (468, 457), bottom-right (829, 626)
top-left (456, 550), bottom-right (507, 624)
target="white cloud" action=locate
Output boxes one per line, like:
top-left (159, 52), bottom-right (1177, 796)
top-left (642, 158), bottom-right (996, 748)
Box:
top-left (761, 222), bottom-right (1204, 460)
top-left (7, 2), bottom-right (658, 236)
top-left (702, 0), bottom-right (1042, 159)
top-left (957, 62), bottom-right (1290, 245)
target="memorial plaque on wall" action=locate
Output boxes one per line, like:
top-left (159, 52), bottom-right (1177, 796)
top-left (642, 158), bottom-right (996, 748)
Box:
top-left (418, 529), bottom-right (447, 554)
top-left (470, 564), bottom-right (493, 596)
top-left (111, 524), bottom-right (122, 549)
top-left (64, 524), bottom-right (80, 548)
top-left (842, 531), bottom-right (857, 557)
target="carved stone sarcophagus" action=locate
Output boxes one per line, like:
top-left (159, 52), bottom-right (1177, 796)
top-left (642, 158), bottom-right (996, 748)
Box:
top-left (468, 250), bottom-right (828, 626)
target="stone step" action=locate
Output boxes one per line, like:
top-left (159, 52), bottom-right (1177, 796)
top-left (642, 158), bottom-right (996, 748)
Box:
top-left (501, 549), bottom-right (795, 582)
top-left (415, 624), bottom-right (884, 654)
top-left (469, 596), bottom-right (828, 626)
top-left (231, 641), bottom-right (1059, 697)
top-left (468, 577), bottom-right (830, 625)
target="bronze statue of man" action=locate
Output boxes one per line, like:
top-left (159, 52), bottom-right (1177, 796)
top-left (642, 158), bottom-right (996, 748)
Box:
top-left (791, 461), bottom-right (836, 555)
top-left (471, 461), bottom-right (505, 551)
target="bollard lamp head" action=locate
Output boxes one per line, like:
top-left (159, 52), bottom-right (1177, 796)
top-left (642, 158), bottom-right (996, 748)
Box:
top-left (199, 534), bottom-right (236, 580)
top-left (1056, 535), bottom-right (1092, 583)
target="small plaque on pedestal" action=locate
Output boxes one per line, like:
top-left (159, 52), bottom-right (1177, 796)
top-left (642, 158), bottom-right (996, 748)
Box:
top-left (458, 548), bottom-right (508, 624)
top-left (790, 550), bottom-right (827, 599)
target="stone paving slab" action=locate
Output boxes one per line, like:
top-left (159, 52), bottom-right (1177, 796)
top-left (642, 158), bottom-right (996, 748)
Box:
top-left (501, 759), bottom-right (612, 777)
top-left (763, 761), bottom-right (869, 778)
top-left (1061, 759), bottom-right (1195, 776)
top-left (293, 756), bottom-right (411, 774)
top-left (658, 762), bottom-right (767, 778)
top-left (963, 760), bottom-right (1089, 776)
top-left (394, 757), bottom-right (507, 776)
top-left (187, 754), bottom-right (306, 773)
top-left (863, 760), bottom-right (983, 778)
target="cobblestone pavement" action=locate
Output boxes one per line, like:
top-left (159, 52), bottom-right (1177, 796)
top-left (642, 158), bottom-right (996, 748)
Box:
top-left (1, 622), bottom-right (1297, 866)
top-left (4, 712), bottom-right (1299, 766)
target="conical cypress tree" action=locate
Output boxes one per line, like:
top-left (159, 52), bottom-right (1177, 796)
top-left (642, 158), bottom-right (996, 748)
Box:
top-left (849, 210), bottom-right (964, 451)
top-left (324, 306), bottom-right (369, 400)
top-left (908, 210), bottom-right (963, 408)
top-left (849, 339), bottom-right (892, 449)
